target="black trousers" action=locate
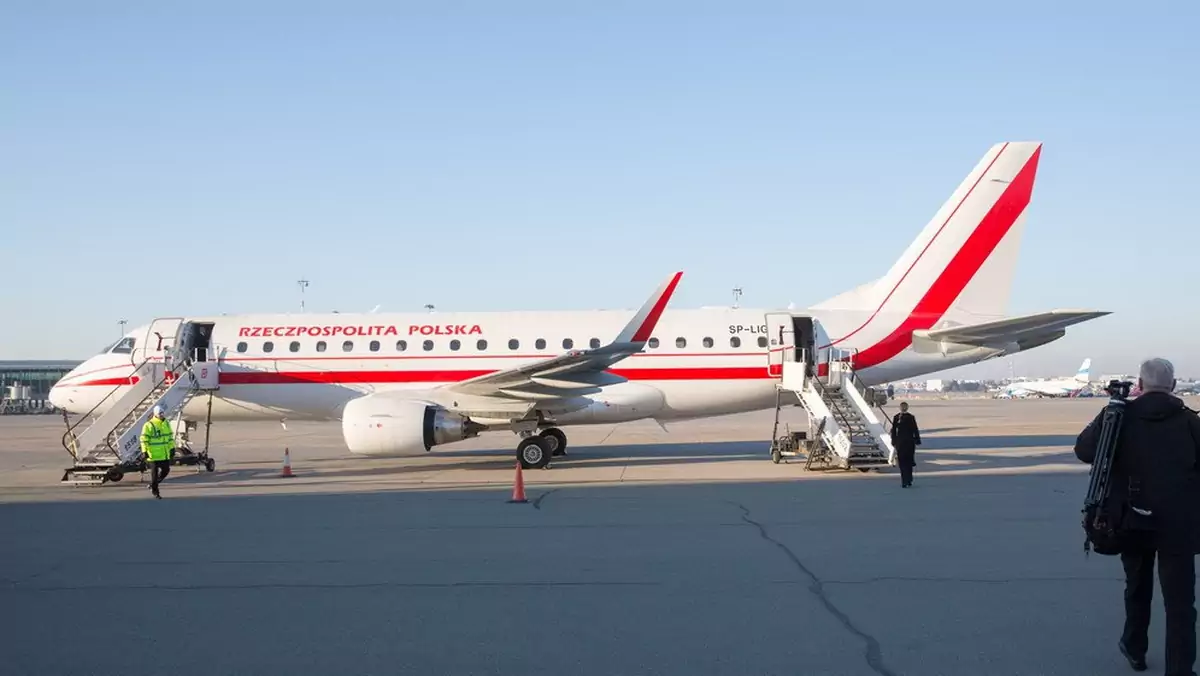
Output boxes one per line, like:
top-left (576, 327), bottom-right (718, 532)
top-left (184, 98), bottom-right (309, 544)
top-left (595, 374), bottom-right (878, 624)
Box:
top-left (149, 460), bottom-right (170, 494)
top-left (896, 445), bottom-right (915, 485)
top-left (1120, 537), bottom-right (1197, 675)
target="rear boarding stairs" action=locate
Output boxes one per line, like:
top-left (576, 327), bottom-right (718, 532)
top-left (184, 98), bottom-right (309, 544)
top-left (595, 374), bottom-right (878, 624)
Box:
top-left (61, 319), bottom-right (221, 486)
top-left (764, 312), bottom-right (896, 471)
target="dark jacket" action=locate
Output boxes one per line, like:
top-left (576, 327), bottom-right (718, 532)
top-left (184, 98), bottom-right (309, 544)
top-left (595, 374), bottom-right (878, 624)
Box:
top-left (891, 411), bottom-right (921, 449)
top-left (1074, 391), bottom-right (1200, 554)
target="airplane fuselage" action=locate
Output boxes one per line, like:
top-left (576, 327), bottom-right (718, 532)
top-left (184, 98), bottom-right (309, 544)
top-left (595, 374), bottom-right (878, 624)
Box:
top-left (50, 306), bottom-right (1006, 427)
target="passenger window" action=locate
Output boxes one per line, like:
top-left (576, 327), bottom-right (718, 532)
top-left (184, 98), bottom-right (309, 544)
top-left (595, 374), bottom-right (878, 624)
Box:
top-left (369, 340), bottom-right (380, 352)
top-left (730, 336), bottom-right (741, 348)
top-left (562, 338), bottom-right (574, 349)
top-left (396, 340), bottom-right (407, 351)
top-left (342, 341), bottom-right (353, 352)
top-left (316, 341), bottom-right (327, 352)
top-left (535, 338), bottom-right (546, 350)
top-left (703, 337), bottom-right (714, 348)
top-left (648, 337), bottom-right (659, 349)
top-left (590, 338), bottom-right (600, 349)
top-left (676, 337), bottom-right (686, 348)
top-left (758, 336), bottom-right (768, 348)
top-left (263, 341), bottom-right (274, 353)
top-left (110, 337), bottom-right (137, 354)
top-left (236, 342), bottom-right (248, 353)
top-left (508, 339), bottom-right (519, 350)
top-left (477, 339), bottom-right (488, 350)
top-left (450, 339), bottom-right (461, 351)
top-left (423, 340), bottom-right (434, 351)
top-left (289, 341), bottom-right (300, 352)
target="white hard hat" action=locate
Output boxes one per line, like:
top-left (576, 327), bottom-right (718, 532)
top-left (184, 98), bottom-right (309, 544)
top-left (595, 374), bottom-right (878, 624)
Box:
top-left (152, 405), bottom-right (164, 416)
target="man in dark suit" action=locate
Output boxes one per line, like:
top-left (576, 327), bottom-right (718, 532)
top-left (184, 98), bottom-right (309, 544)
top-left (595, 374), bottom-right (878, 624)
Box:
top-left (1075, 357), bottom-right (1200, 675)
top-left (891, 402), bottom-right (921, 488)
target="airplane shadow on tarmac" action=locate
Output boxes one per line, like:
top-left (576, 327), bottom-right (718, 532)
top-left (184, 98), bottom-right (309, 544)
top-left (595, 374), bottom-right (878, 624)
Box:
top-left (195, 441), bottom-right (768, 483)
top-left (161, 433), bottom-right (1087, 486)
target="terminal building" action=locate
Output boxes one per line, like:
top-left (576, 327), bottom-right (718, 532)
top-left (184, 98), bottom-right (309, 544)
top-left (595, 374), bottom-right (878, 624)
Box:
top-left (0, 360), bottom-right (81, 414)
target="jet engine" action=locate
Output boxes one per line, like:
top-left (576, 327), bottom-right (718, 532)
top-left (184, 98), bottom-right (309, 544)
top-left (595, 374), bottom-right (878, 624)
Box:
top-left (341, 395), bottom-right (485, 456)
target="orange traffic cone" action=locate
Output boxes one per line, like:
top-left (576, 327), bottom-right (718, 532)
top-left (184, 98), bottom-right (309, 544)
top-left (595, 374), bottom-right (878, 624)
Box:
top-left (280, 447), bottom-right (294, 478)
top-left (508, 460), bottom-right (527, 503)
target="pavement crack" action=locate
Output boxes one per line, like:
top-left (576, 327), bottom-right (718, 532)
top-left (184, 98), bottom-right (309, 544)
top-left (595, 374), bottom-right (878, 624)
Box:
top-left (730, 501), bottom-right (897, 676)
top-left (531, 488), bottom-right (560, 510)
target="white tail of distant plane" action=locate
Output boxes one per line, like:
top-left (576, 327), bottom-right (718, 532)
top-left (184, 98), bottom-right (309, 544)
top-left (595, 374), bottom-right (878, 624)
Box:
top-left (1075, 358), bottom-right (1092, 383)
top-left (50, 141), bottom-right (1110, 469)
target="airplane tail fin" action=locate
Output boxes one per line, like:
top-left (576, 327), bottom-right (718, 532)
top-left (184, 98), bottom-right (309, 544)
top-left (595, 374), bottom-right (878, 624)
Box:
top-left (814, 141), bottom-right (1043, 343)
top-left (1075, 358), bottom-right (1091, 383)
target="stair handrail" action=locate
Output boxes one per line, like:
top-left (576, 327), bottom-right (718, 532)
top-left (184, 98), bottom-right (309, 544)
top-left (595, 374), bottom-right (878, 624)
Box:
top-left (830, 347), bottom-right (894, 432)
top-left (60, 356), bottom-right (158, 459)
top-left (814, 373), bottom-right (859, 438)
top-left (101, 355), bottom-right (197, 458)
top-left (804, 374), bottom-right (853, 456)
top-left (852, 370), bottom-right (894, 431)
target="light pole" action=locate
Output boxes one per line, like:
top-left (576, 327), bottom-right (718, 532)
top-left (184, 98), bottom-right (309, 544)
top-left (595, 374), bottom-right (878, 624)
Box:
top-left (118, 319), bottom-right (128, 337)
top-left (297, 279), bottom-right (309, 313)
top-left (731, 287), bottom-right (743, 309)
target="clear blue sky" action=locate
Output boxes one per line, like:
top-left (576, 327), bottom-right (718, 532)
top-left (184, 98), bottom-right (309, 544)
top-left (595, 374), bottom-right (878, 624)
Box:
top-left (3, 1), bottom-right (1197, 379)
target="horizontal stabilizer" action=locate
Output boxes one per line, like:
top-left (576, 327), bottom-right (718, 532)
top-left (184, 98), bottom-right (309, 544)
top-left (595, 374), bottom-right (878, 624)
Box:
top-left (913, 310), bottom-right (1110, 347)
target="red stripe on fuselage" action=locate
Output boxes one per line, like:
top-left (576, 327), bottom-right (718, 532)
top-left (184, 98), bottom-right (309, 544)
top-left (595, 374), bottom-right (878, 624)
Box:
top-left (65, 366), bottom-right (771, 388)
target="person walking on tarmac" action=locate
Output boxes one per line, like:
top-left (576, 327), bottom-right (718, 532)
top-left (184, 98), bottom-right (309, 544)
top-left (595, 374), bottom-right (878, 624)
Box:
top-left (891, 402), bottom-right (922, 488)
top-left (141, 405), bottom-right (174, 499)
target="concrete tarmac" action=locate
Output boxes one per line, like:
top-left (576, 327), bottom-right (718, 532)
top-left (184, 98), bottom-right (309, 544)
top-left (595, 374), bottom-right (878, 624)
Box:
top-left (0, 398), bottom-right (1187, 675)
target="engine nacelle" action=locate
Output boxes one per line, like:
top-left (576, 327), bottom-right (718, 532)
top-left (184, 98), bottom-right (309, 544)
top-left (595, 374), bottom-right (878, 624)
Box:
top-left (341, 395), bottom-right (484, 456)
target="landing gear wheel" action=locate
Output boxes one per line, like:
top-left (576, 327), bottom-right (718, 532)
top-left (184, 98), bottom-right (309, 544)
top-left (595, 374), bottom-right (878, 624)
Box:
top-left (771, 448), bottom-right (782, 464)
top-left (517, 436), bottom-right (553, 470)
top-left (539, 428), bottom-right (568, 457)
top-left (205, 458), bottom-right (216, 472)
top-left (107, 469), bottom-right (124, 483)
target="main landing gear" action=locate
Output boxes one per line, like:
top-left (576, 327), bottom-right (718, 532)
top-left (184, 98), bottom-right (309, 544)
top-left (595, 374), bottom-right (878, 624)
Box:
top-left (516, 427), bottom-right (569, 470)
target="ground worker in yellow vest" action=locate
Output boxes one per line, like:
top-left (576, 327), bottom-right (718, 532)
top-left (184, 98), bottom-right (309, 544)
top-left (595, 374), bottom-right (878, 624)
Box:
top-left (141, 405), bottom-right (174, 499)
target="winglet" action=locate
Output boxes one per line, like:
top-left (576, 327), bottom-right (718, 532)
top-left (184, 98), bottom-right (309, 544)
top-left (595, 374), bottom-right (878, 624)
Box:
top-left (614, 271), bottom-right (684, 344)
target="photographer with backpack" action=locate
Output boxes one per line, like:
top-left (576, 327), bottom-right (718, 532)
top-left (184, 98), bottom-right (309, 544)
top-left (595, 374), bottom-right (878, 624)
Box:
top-left (1075, 358), bottom-right (1200, 675)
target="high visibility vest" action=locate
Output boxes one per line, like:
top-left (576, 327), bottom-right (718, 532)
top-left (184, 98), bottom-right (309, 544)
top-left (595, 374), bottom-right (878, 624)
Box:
top-left (141, 417), bottom-right (174, 461)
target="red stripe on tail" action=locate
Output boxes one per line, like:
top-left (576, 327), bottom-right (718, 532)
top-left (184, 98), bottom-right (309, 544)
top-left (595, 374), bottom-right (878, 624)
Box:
top-left (828, 142), bottom-right (1013, 348)
top-left (852, 144), bottom-right (1042, 369)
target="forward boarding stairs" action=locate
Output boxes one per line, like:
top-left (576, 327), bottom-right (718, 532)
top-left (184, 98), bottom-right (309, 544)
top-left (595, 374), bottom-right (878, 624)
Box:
top-left (767, 320), bottom-right (895, 472)
top-left (61, 347), bottom-right (219, 486)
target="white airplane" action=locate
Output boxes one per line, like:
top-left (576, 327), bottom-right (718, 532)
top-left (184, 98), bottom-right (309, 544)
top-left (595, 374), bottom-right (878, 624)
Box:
top-left (50, 141), bottom-right (1110, 468)
top-left (1001, 358), bottom-right (1092, 398)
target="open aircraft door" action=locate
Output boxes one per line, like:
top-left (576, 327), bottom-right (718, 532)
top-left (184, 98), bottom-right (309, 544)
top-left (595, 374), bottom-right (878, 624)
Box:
top-left (765, 312), bottom-right (795, 378)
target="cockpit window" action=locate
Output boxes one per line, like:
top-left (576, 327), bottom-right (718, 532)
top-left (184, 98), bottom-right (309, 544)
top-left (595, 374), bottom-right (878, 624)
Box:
top-left (109, 337), bottom-right (136, 354)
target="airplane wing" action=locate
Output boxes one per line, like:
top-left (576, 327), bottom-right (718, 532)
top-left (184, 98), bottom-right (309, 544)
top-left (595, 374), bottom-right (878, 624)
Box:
top-left (443, 271), bottom-right (683, 400)
top-left (913, 310), bottom-right (1110, 348)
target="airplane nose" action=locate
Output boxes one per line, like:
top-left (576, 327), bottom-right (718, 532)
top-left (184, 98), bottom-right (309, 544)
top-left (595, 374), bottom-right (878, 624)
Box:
top-left (48, 385), bottom-right (69, 410)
